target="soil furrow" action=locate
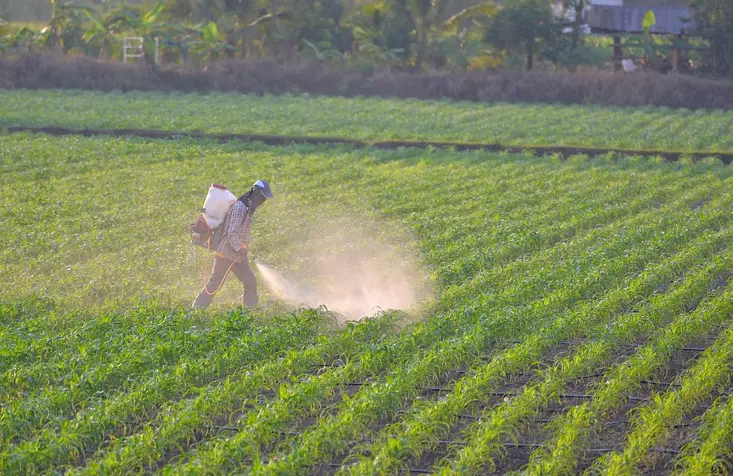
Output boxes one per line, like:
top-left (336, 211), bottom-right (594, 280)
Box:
top-left (574, 335), bottom-right (719, 473)
top-left (4, 125), bottom-right (732, 164)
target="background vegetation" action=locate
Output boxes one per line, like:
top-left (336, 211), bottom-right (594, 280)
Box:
top-left (0, 0), bottom-right (731, 76)
top-left (4, 19), bottom-right (733, 469)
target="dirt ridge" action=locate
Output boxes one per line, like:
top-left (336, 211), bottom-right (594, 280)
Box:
top-left (5, 124), bottom-right (732, 164)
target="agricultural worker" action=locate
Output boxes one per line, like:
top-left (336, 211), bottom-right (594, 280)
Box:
top-left (192, 179), bottom-right (274, 309)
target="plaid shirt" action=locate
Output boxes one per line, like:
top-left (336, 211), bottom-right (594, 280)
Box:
top-left (216, 200), bottom-right (255, 262)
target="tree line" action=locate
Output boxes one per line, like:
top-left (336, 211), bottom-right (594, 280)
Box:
top-left (1, 0), bottom-right (732, 76)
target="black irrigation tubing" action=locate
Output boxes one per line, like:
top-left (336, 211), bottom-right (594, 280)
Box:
top-left (456, 416), bottom-right (693, 429)
top-left (571, 372), bottom-right (607, 379)
top-left (5, 125), bottom-right (733, 164)
top-left (318, 447), bottom-right (684, 474)
top-left (415, 345), bottom-right (708, 379)
top-left (337, 382), bottom-right (656, 402)
top-left (209, 432), bottom-right (682, 473)
top-left (641, 379), bottom-right (683, 387)
top-left (408, 440), bottom-right (682, 452)
top-left (212, 415), bottom-right (696, 433)
top-left (418, 387), bottom-right (651, 402)
top-left (307, 340), bottom-right (708, 380)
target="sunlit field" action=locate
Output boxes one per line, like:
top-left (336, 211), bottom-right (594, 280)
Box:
top-left (3, 92), bottom-right (733, 474)
top-left (3, 89), bottom-right (733, 151)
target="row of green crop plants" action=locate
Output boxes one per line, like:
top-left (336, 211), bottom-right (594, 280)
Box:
top-left (255, 184), bottom-right (733, 475)
top-left (6, 133), bottom-right (713, 310)
top-left (2, 140), bottom-right (650, 469)
top-left (4, 135), bottom-right (733, 473)
top-left (347, 220), bottom-right (733, 474)
top-left (2, 90), bottom-right (733, 152)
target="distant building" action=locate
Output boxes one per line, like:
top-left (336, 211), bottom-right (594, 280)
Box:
top-left (588, 0), bottom-right (695, 35)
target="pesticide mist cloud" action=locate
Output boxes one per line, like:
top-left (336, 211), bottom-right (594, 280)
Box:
top-left (255, 217), bottom-right (433, 322)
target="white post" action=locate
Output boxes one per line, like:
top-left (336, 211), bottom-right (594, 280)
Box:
top-left (123, 37), bottom-right (144, 63)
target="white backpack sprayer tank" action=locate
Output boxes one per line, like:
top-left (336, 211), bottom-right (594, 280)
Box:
top-left (203, 184), bottom-right (237, 228)
top-left (190, 184), bottom-right (237, 249)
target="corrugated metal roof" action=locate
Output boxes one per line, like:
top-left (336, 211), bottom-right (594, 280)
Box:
top-left (624, 0), bottom-right (688, 6)
top-left (589, 6), bottom-right (696, 34)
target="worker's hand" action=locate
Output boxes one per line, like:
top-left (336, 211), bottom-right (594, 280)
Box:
top-left (239, 246), bottom-right (249, 260)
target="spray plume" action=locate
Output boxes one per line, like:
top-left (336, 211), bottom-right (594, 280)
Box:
top-left (255, 215), bottom-right (433, 322)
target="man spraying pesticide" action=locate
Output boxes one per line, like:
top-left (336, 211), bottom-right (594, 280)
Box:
top-left (190, 179), bottom-right (274, 309)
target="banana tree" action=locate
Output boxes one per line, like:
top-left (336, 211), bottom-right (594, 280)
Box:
top-left (190, 21), bottom-right (236, 63)
top-left (45, 0), bottom-right (64, 50)
top-left (2, 26), bottom-right (37, 52)
top-left (82, 9), bottom-right (116, 58)
top-left (39, 1), bottom-right (90, 52)
top-left (442, 1), bottom-right (498, 32)
top-left (301, 39), bottom-right (343, 61)
top-left (484, 0), bottom-right (555, 71)
top-left (110, 2), bottom-right (172, 70)
top-left (167, 0), bottom-right (260, 59)
top-left (441, 1), bottom-right (499, 69)
top-left (408, 0), bottom-right (500, 69)
top-left (0, 17), bottom-right (12, 53)
top-left (642, 10), bottom-right (658, 61)
top-left (407, 0), bottom-right (448, 69)
top-left (243, 9), bottom-right (292, 58)
top-left (342, 0), bottom-right (407, 64)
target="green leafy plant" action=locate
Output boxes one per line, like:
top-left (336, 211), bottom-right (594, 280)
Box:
top-left (2, 90), bottom-right (733, 152)
top-left (189, 20), bottom-right (236, 62)
top-left (483, 0), bottom-right (555, 71)
top-left (301, 38), bottom-right (342, 61)
top-left (82, 8), bottom-right (118, 59)
top-left (4, 93), bottom-right (733, 475)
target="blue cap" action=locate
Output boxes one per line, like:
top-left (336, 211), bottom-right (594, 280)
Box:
top-left (253, 179), bottom-right (274, 199)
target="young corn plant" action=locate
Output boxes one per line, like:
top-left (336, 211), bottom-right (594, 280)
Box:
top-left (435, 253), bottom-right (733, 475)
top-left (345, 224), bottom-right (733, 475)
top-left (0, 310), bottom-right (329, 473)
top-left (526, 260), bottom-right (733, 474)
top-left (129, 160), bottom-right (709, 474)
top-left (253, 190), bottom-right (733, 474)
top-left (77, 165), bottom-right (695, 473)
top-left (75, 313), bottom-right (400, 474)
top-left (673, 394), bottom-right (733, 475)
top-left (590, 327), bottom-right (733, 475)
top-left (2, 305), bottom-right (258, 405)
top-left (5, 127), bottom-right (733, 475)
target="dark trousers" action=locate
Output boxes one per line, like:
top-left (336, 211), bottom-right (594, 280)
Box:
top-left (193, 256), bottom-right (258, 309)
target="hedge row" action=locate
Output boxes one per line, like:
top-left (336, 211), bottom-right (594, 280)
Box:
top-left (3, 53), bottom-right (733, 109)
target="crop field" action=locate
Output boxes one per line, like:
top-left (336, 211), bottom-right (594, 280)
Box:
top-left (3, 89), bottom-right (733, 151)
top-left (4, 92), bottom-right (733, 475)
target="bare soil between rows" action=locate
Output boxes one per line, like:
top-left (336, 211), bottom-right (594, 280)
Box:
top-left (4, 125), bottom-right (733, 164)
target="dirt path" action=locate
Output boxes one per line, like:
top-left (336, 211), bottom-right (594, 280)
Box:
top-left (4, 125), bottom-right (732, 164)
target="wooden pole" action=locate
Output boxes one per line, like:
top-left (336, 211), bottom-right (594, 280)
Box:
top-left (613, 35), bottom-right (622, 71)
